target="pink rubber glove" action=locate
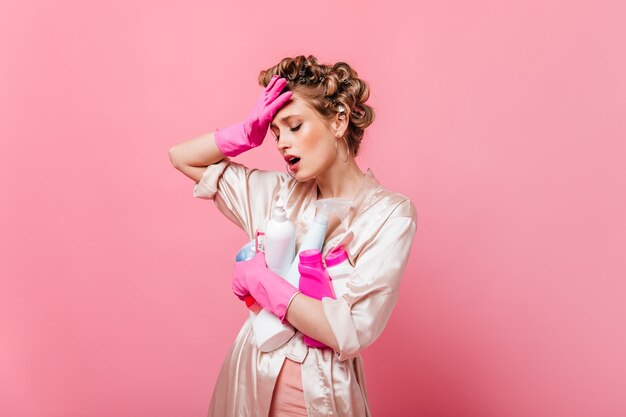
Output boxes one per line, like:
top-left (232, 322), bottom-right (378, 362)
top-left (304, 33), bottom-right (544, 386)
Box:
top-left (214, 75), bottom-right (293, 157)
top-left (231, 251), bottom-right (300, 323)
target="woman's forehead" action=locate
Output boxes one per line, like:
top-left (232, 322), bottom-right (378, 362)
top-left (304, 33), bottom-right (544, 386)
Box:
top-left (272, 96), bottom-right (313, 125)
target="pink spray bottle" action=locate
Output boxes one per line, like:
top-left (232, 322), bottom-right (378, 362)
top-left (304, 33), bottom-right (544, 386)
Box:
top-left (298, 249), bottom-right (336, 348)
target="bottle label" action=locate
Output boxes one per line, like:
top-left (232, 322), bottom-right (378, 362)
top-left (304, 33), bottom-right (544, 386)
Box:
top-left (255, 231), bottom-right (266, 252)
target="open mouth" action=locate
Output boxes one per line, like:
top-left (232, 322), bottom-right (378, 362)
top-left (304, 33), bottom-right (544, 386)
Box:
top-left (287, 157), bottom-right (301, 165)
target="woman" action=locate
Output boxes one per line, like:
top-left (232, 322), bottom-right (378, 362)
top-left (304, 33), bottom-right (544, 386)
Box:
top-left (169, 55), bottom-right (417, 417)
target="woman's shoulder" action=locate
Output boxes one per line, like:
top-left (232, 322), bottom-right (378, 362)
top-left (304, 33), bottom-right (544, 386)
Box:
top-left (346, 182), bottom-right (417, 264)
top-left (366, 182), bottom-right (417, 224)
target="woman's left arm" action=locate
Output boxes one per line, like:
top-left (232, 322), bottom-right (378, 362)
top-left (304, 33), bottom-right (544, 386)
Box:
top-left (302, 203), bottom-right (417, 361)
top-left (285, 293), bottom-right (340, 351)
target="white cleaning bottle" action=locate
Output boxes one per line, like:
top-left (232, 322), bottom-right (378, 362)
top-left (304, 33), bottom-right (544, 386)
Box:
top-left (265, 197), bottom-right (295, 276)
top-left (324, 245), bottom-right (353, 298)
top-left (250, 197), bottom-right (297, 352)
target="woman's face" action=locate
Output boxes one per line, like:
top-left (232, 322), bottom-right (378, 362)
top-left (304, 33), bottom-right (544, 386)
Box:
top-left (269, 93), bottom-right (340, 182)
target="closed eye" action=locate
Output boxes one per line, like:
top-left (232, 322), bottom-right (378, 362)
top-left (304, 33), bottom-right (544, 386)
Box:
top-left (274, 123), bottom-right (302, 141)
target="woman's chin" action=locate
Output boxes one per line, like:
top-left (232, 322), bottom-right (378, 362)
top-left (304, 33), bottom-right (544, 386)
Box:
top-left (293, 170), bottom-right (314, 182)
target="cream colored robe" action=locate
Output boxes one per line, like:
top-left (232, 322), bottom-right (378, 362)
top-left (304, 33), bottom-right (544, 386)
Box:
top-left (193, 158), bottom-right (418, 417)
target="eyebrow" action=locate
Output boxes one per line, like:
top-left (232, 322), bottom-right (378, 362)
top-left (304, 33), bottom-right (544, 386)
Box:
top-left (270, 114), bottom-right (301, 129)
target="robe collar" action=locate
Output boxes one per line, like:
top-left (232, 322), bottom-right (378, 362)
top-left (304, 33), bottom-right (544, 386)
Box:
top-left (310, 168), bottom-right (381, 257)
top-left (313, 168), bottom-right (380, 214)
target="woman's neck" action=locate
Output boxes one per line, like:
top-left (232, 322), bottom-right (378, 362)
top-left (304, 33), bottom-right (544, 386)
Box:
top-left (316, 159), bottom-right (365, 201)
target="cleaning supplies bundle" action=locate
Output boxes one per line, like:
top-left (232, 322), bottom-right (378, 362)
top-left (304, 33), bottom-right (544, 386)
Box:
top-left (235, 196), bottom-right (354, 351)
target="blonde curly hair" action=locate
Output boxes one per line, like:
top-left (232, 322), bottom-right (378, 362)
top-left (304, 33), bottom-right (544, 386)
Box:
top-left (258, 55), bottom-right (375, 157)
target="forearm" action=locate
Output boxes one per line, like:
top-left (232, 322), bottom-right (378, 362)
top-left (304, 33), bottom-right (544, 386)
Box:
top-left (285, 293), bottom-right (339, 352)
top-left (169, 130), bottom-right (225, 171)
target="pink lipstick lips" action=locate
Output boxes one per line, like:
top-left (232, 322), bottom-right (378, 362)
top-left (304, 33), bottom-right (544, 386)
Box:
top-left (288, 160), bottom-right (300, 172)
top-left (284, 154), bottom-right (301, 172)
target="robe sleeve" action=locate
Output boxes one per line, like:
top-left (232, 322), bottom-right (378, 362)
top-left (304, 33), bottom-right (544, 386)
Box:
top-left (321, 198), bottom-right (418, 361)
top-left (192, 157), bottom-right (290, 240)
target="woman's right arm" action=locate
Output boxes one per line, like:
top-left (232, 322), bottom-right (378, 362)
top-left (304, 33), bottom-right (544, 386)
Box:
top-left (168, 131), bottom-right (225, 183)
top-left (169, 76), bottom-right (292, 183)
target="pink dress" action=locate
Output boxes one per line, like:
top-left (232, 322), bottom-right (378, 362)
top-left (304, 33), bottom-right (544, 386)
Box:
top-left (193, 157), bottom-right (418, 417)
top-left (268, 358), bottom-right (307, 416)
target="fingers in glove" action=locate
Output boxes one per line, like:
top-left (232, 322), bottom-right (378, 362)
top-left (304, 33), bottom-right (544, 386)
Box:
top-left (232, 280), bottom-right (249, 300)
top-left (265, 74), bottom-right (279, 91)
top-left (265, 77), bottom-right (288, 103)
top-left (252, 250), bottom-right (267, 266)
top-left (232, 263), bottom-right (250, 299)
top-left (266, 90), bottom-right (293, 117)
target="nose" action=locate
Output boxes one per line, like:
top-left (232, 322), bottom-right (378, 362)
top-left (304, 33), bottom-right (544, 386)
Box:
top-left (276, 134), bottom-right (290, 151)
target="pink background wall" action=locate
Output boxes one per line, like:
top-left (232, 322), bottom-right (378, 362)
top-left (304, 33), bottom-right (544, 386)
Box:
top-left (1, 1), bottom-right (625, 416)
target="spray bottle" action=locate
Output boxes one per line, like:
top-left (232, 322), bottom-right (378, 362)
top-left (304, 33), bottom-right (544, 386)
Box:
top-left (283, 198), bottom-right (353, 288)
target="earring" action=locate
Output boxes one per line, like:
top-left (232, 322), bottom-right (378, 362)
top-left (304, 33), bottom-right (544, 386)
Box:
top-left (336, 136), bottom-right (349, 163)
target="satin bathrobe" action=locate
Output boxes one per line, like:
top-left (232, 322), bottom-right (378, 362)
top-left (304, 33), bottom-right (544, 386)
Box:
top-left (193, 157), bottom-right (418, 417)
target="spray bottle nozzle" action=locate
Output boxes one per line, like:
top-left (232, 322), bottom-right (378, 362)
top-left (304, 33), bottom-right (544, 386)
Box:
top-left (313, 198), bottom-right (354, 223)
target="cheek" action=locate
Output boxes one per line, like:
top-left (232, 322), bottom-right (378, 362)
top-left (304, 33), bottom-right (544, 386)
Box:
top-left (299, 124), bottom-right (333, 158)
top-left (300, 132), bottom-right (318, 153)
top-left (305, 138), bottom-right (330, 158)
